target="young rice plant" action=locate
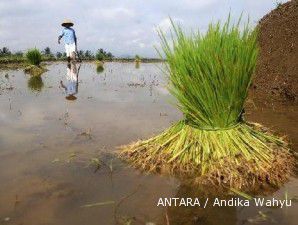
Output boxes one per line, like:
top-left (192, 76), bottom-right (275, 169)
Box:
top-left (26, 48), bottom-right (42, 66)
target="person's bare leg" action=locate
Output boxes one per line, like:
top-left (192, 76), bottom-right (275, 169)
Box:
top-left (70, 51), bottom-right (76, 62)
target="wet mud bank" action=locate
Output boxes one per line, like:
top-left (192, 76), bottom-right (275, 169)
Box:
top-left (252, 0), bottom-right (298, 105)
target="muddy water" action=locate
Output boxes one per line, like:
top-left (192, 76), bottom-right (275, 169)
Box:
top-left (0, 62), bottom-right (297, 225)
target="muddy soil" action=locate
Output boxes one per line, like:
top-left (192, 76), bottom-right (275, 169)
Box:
top-left (251, 0), bottom-right (298, 105)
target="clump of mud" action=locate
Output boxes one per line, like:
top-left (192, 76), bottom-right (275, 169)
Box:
top-left (252, 0), bottom-right (298, 104)
top-left (24, 65), bottom-right (47, 76)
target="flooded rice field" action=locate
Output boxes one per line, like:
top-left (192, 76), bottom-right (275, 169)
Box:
top-left (0, 62), bottom-right (297, 225)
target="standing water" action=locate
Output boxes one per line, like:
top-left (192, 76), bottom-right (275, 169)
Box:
top-left (0, 62), bottom-right (297, 225)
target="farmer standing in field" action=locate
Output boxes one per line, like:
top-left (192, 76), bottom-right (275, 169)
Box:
top-left (58, 19), bottom-right (78, 63)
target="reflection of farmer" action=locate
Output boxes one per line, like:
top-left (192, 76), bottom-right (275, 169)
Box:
top-left (60, 62), bottom-right (80, 100)
top-left (58, 19), bottom-right (77, 63)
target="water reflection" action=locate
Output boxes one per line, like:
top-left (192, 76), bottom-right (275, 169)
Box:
top-left (135, 60), bottom-right (140, 69)
top-left (0, 62), bottom-right (296, 225)
top-left (166, 184), bottom-right (237, 225)
top-left (27, 75), bottom-right (44, 92)
top-left (96, 63), bottom-right (104, 74)
top-left (60, 62), bottom-right (81, 100)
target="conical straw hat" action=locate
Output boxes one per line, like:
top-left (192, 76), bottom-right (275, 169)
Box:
top-left (61, 19), bottom-right (74, 27)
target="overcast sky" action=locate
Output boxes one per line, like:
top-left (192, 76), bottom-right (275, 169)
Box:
top-left (0, 0), bottom-right (288, 57)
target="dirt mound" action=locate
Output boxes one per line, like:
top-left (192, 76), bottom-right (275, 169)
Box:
top-left (252, 0), bottom-right (298, 105)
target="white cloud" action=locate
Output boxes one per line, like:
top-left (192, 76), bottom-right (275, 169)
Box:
top-left (183, 0), bottom-right (217, 8)
top-left (139, 43), bottom-right (145, 48)
top-left (156, 18), bottom-right (184, 32)
top-left (0, 0), bottom-right (285, 57)
top-left (91, 7), bottom-right (135, 21)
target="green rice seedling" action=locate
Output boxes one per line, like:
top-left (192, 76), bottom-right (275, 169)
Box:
top-left (135, 55), bottom-right (141, 62)
top-left (119, 16), bottom-right (294, 190)
top-left (26, 48), bottom-right (42, 66)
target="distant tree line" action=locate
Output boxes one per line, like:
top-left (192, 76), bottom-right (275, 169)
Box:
top-left (0, 47), bottom-right (12, 56)
top-left (0, 46), bottom-right (114, 61)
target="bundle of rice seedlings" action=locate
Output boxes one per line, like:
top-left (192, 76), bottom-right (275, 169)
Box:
top-left (24, 48), bottom-right (47, 76)
top-left (26, 48), bottom-right (42, 66)
top-left (119, 17), bottom-right (294, 189)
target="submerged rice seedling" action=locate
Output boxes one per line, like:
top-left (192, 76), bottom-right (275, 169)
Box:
top-left (26, 48), bottom-right (42, 66)
top-left (135, 55), bottom-right (141, 68)
top-left (135, 61), bottom-right (140, 69)
top-left (27, 75), bottom-right (44, 92)
top-left (119, 17), bottom-right (294, 189)
top-left (96, 61), bottom-right (104, 73)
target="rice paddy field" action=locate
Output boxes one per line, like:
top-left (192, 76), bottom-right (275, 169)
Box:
top-left (0, 62), bottom-right (297, 225)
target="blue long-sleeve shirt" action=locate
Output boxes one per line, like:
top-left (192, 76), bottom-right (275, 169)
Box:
top-left (60, 27), bottom-right (76, 45)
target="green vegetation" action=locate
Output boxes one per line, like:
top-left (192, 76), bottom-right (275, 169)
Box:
top-left (0, 55), bottom-right (24, 64)
top-left (84, 50), bottom-right (94, 60)
top-left (0, 46), bottom-right (162, 67)
top-left (24, 49), bottom-right (47, 76)
top-left (96, 51), bottom-right (104, 61)
top-left (26, 48), bottom-right (42, 66)
top-left (120, 17), bottom-right (294, 189)
top-left (76, 50), bottom-right (95, 60)
top-left (96, 48), bottom-right (114, 61)
top-left (56, 52), bottom-right (63, 59)
top-left (135, 55), bottom-right (141, 61)
top-left (14, 51), bottom-right (23, 57)
top-left (42, 47), bottom-right (55, 60)
top-left (0, 47), bottom-right (24, 66)
top-left (24, 48), bottom-right (48, 75)
top-left (0, 47), bottom-right (11, 56)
